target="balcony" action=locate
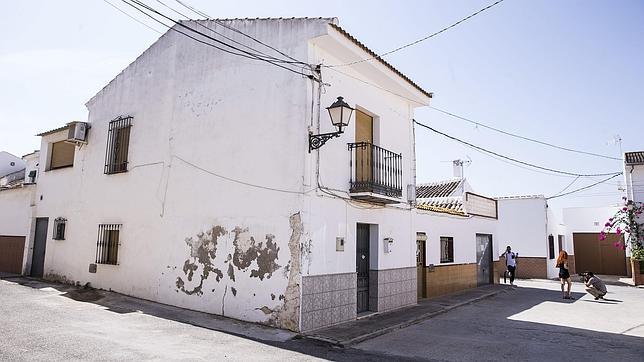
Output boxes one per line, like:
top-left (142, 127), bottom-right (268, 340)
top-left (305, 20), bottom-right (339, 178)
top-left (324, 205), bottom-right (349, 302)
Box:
top-left (348, 142), bottom-right (403, 204)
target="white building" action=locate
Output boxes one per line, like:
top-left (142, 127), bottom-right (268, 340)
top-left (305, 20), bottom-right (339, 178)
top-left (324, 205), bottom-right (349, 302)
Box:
top-left (624, 151), bottom-right (644, 284)
top-left (414, 171), bottom-right (500, 297)
top-left (0, 151), bottom-right (39, 275)
top-left (10, 18), bottom-right (439, 333)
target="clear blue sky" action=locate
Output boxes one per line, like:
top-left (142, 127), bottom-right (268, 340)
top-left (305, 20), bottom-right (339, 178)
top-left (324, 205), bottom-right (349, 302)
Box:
top-left (1, 1), bottom-right (642, 215)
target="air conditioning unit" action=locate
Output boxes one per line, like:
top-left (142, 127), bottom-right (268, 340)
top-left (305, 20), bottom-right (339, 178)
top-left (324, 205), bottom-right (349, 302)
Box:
top-left (67, 122), bottom-right (89, 143)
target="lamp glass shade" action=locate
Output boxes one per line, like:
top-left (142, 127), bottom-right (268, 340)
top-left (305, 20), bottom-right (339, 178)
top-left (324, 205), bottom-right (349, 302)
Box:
top-left (326, 96), bottom-right (354, 130)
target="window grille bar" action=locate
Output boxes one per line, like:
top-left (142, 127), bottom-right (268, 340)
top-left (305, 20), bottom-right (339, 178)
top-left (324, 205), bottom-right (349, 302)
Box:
top-left (96, 223), bottom-right (121, 265)
top-left (104, 116), bottom-right (132, 174)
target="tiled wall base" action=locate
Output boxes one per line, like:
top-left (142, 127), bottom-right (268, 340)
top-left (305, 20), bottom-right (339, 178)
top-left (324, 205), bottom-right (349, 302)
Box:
top-left (369, 267), bottom-right (417, 312)
top-left (500, 256), bottom-right (548, 279)
top-left (301, 272), bottom-right (356, 332)
top-left (423, 263), bottom-right (477, 298)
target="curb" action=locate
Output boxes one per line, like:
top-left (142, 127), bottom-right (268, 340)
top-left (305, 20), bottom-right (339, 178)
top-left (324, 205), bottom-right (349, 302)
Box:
top-left (306, 287), bottom-right (512, 347)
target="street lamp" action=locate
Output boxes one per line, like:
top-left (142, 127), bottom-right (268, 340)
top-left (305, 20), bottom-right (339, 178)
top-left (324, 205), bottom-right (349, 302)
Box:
top-left (309, 96), bottom-right (354, 152)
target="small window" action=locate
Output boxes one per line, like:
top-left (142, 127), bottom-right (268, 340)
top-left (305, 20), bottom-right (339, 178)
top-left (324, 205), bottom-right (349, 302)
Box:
top-left (49, 141), bottom-right (75, 170)
top-left (96, 224), bottom-right (121, 265)
top-left (557, 235), bottom-right (564, 253)
top-left (440, 236), bottom-right (454, 263)
top-left (104, 116), bottom-right (132, 174)
top-left (53, 217), bottom-right (66, 240)
top-left (548, 235), bottom-right (555, 259)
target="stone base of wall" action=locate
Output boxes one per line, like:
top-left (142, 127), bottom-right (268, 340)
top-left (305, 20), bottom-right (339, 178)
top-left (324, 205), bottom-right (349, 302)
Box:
top-left (301, 272), bottom-right (356, 332)
top-left (568, 254), bottom-right (576, 274)
top-left (515, 257), bottom-right (547, 279)
top-left (493, 260), bottom-right (504, 284)
top-left (424, 263), bottom-right (476, 298)
top-left (369, 267), bottom-right (416, 312)
top-left (632, 259), bottom-right (644, 286)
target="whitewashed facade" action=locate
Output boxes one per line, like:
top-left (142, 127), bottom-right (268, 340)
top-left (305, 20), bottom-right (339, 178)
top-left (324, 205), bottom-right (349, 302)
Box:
top-left (15, 18), bottom-right (436, 332)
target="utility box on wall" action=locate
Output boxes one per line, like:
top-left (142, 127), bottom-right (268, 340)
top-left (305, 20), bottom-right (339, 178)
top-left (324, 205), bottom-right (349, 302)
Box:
top-left (336, 237), bottom-right (345, 251)
top-left (383, 237), bottom-right (393, 253)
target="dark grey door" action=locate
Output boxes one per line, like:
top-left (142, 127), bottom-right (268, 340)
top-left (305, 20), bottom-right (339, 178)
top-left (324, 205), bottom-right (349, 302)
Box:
top-left (356, 224), bottom-right (370, 313)
top-left (476, 234), bottom-right (492, 286)
top-left (31, 217), bottom-right (49, 278)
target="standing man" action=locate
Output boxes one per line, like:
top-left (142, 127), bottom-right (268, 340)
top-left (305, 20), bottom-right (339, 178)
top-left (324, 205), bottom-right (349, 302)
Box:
top-left (504, 245), bottom-right (518, 286)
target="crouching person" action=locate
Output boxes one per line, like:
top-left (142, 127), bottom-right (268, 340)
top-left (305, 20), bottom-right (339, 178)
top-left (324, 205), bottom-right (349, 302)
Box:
top-left (584, 272), bottom-right (607, 300)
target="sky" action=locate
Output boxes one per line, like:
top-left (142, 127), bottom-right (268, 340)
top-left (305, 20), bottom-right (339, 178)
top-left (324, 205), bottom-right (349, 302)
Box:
top-left (1, 0), bottom-right (643, 217)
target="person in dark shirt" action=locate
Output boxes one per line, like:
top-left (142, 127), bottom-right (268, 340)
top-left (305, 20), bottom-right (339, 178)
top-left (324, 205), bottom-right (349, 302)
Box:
top-left (584, 272), bottom-right (607, 300)
top-left (556, 251), bottom-right (573, 299)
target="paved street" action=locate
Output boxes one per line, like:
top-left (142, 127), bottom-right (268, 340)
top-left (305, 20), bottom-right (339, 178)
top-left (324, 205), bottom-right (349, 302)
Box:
top-left (356, 279), bottom-right (644, 361)
top-left (1, 277), bottom-right (643, 361)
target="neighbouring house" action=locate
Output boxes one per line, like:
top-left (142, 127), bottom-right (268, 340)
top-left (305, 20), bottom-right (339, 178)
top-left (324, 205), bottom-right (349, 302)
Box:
top-left (624, 151), bottom-right (644, 284)
top-left (562, 206), bottom-right (624, 276)
top-left (414, 163), bottom-right (500, 297)
top-left (494, 195), bottom-right (568, 280)
top-left (12, 18), bottom-right (438, 333)
top-left (0, 151), bottom-right (39, 275)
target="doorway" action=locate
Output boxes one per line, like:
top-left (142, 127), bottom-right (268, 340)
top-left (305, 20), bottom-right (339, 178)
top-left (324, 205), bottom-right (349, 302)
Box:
top-left (356, 223), bottom-right (370, 314)
top-left (416, 234), bottom-right (427, 299)
top-left (355, 110), bottom-right (374, 184)
top-left (573, 232), bottom-right (627, 275)
top-left (476, 234), bottom-right (493, 286)
top-left (31, 217), bottom-right (49, 278)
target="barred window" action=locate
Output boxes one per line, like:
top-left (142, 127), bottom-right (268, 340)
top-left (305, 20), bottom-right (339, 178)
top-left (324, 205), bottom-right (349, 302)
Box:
top-left (104, 116), bottom-right (132, 174)
top-left (440, 236), bottom-right (454, 263)
top-left (53, 217), bottom-right (66, 240)
top-left (96, 224), bottom-right (121, 265)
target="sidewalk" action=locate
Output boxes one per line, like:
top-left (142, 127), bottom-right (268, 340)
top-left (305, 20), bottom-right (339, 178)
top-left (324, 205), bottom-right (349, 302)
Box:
top-left (304, 284), bottom-right (512, 347)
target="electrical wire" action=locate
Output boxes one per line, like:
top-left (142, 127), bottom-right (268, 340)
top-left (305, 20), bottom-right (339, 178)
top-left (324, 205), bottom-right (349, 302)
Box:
top-left (173, 155), bottom-right (316, 195)
top-left (103, 0), bottom-right (163, 34)
top-left (155, 0), bottom-right (307, 65)
top-left (546, 173), bottom-right (623, 200)
top-left (121, 0), bottom-right (314, 78)
top-left (324, 0), bottom-right (505, 67)
top-left (549, 176), bottom-right (581, 198)
top-left (173, 0), bottom-right (307, 65)
top-left (413, 119), bottom-right (622, 177)
top-left (429, 106), bottom-right (623, 161)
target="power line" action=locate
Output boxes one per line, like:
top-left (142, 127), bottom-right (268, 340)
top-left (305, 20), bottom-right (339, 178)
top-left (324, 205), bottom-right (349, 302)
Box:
top-left (429, 106), bottom-right (623, 161)
top-left (325, 0), bottom-right (505, 67)
top-left (550, 176), bottom-right (581, 198)
top-left (121, 0), bottom-right (314, 78)
top-left (173, 0), bottom-right (306, 65)
top-left (413, 119), bottom-right (622, 177)
top-left (103, 0), bottom-right (163, 34)
top-left (155, 0), bottom-right (307, 65)
top-left (546, 173), bottom-right (623, 200)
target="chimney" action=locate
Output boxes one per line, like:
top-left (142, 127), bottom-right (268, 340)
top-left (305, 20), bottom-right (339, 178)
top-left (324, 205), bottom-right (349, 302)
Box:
top-left (453, 160), bottom-right (463, 178)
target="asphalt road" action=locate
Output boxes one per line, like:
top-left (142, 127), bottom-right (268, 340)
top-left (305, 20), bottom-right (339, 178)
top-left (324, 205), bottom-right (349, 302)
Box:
top-left (1, 277), bottom-right (642, 361)
top-left (355, 279), bottom-right (644, 361)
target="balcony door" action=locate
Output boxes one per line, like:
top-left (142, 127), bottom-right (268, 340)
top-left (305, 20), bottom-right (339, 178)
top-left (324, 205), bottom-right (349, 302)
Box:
top-left (355, 110), bottom-right (373, 184)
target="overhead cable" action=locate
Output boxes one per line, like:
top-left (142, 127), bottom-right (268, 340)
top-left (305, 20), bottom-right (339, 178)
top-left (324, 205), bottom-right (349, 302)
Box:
top-left (156, 0), bottom-right (307, 65)
top-left (413, 119), bottom-right (622, 177)
top-left (546, 173), bottom-right (623, 199)
top-left (121, 0), bottom-right (314, 78)
top-left (429, 106), bottom-right (623, 161)
top-left (173, 0), bottom-right (306, 65)
top-left (103, 0), bottom-right (163, 34)
top-left (324, 0), bottom-right (505, 67)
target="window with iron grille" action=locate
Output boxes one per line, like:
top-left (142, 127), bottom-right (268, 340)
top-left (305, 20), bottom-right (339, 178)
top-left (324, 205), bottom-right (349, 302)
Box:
top-left (53, 217), bottom-right (66, 240)
top-left (440, 236), bottom-right (454, 263)
top-left (96, 224), bottom-right (121, 265)
top-left (104, 116), bottom-right (132, 174)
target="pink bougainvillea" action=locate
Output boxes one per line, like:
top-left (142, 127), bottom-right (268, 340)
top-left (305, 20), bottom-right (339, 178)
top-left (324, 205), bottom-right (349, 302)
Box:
top-left (600, 199), bottom-right (644, 261)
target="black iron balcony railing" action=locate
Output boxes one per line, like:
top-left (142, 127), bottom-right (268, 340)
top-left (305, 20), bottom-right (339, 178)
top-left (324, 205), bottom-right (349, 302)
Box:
top-left (348, 142), bottom-right (402, 198)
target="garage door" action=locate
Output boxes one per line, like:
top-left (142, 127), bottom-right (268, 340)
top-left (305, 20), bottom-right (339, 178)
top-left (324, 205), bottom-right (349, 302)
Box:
top-left (573, 233), bottom-right (626, 275)
top-left (0, 235), bottom-right (25, 274)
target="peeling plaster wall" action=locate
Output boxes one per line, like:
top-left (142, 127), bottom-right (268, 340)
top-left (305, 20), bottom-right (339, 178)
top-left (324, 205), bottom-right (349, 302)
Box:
top-left (33, 19), bottom-right (330, 330)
